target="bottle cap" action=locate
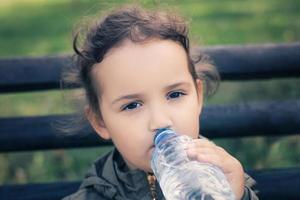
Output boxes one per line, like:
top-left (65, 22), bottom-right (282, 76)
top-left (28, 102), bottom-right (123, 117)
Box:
top-left (154, 128), bottom-right (173, 146)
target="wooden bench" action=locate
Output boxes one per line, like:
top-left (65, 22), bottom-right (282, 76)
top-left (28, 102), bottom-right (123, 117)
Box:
top-left (0, 43), bottom-right (300, 200)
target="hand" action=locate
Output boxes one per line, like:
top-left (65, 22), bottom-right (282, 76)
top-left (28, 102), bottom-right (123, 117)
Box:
top-left (186, 139), bottom-right (245, 200)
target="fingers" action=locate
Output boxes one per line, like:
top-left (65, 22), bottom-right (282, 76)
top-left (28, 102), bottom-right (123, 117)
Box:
top-left (186, 139), bottom-right (245, 199)
top-left (187, 148), bottom-right (225, 170)
top-left (186, 139), bottom-right (236, 173)
top-left (190, 138), bottom-right (219, 149)
top-left (187, 139), bottom-right (224, 159)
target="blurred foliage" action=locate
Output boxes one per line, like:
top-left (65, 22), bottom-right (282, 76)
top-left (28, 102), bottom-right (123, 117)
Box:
top-left (0, 0), bottom-right (299, 57)
top-left (0, 0), bottom-right (299, 184)
top-left (1, 147), bottom-right (113, 184)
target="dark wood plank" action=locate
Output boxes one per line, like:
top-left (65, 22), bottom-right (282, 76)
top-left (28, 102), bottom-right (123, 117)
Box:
top-left (1, 100), bottom-right (299, 152)
top-left (247, 167), bottom-right (300, 200)
top-left (0, 114), bottom-right (111, 152)
top-left (200, 100), bottom-right (300, 138)
top-left (0, 181), bottom-right (79, 200)
top-left (0, 55), bottom-right (71, 93)
top-left (200, 42), bottom-right (300, 80)
top-left (0, 43), bottom-right (299, 93)
top-left (0, 168), bottom-right (299, 200)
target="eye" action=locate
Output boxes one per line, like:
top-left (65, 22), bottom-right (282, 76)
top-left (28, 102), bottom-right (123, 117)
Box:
top-left (167, 91), bottom-right (186, 100)
top-left (121, 102), bottom-right (142, 111)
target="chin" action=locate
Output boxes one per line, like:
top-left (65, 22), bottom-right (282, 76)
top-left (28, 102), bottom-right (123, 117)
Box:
top-left (144, 166), bottom-right (154, 173)
top-left (144, 157), bottom-right (154, 173)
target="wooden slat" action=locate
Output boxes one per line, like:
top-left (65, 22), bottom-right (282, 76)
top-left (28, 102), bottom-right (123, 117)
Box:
top-left (1, 100), bottom-right (299, 152)
top-left (0, 115), bottom-right (111, 152)
top-left (0, 181), bottom-right (79, 200)
top-left (200, 42), bottom-right (300, 80)
top-left (0, 43), bottom-right (299, 93)
top-left (247, 167), bottom-right (300, 200)
top-left (0, 55), bottom-right (70, 93)
top-left (0, 168), bottom-right (299, 200)
top-left (200, 100), bottom-right (300, 138)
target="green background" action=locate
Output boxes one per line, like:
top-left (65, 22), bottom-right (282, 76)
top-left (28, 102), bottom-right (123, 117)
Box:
top-left (0, 0), bottom-right (299, 184)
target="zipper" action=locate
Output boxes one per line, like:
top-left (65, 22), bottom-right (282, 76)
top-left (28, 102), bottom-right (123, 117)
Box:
top-left (147, 172), bottom-right (157, 200)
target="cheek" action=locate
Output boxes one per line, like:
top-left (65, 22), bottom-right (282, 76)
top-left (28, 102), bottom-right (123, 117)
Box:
top-left (104, 112), bottom-right (148, 144)
top-left (179, 95), bottom-right (201, 118)
top-left (175, 97), bottom-right (201, 137)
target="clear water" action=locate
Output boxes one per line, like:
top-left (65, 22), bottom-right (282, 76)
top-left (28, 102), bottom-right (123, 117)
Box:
top-left (151, 129), bottom-right (235, 200)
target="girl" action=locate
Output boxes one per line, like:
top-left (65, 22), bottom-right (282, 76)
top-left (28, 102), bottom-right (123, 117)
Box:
top-left (63, 5), bottom-right (258, 200)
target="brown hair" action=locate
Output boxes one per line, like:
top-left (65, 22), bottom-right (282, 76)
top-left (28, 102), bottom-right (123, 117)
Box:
top-left (64, 5), bottom-right (219, 119)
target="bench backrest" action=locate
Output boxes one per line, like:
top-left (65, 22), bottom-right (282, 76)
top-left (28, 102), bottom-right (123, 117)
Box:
top-left (0, 43), bottom-right (300, 200)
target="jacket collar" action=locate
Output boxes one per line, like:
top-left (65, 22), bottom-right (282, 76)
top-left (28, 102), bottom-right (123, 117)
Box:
top-left (79, 148), bottom-right (163, 199)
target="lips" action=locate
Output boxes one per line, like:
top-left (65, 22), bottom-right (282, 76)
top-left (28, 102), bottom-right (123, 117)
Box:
top-left (149, 146), bottom-right (155, 155)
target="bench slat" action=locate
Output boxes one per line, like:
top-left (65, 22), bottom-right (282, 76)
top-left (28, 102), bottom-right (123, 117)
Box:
top-left (1, 100), bottom-right (299, 152)
top-left (0, 43), bottom-right (299, 93)
top-left (247, 167), bottom-right (300, 200)
top-left (201, 42), bottom-right (300, 80)
top-left (0, 114), bottom-right (110, 152)
top-left (0, 168), bottom-right (299, 200)
top-left (0, 181), bottom-right (79, 200)
top-left (0, 55), bottom-right (68, 93)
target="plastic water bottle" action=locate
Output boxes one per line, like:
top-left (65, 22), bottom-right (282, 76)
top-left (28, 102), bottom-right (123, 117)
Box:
top-left (151, 128), bottom-right (235, 200)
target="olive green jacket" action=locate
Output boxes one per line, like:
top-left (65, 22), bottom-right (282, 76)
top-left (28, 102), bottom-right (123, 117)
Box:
top-left (63, 149), bottom-right (258, 200)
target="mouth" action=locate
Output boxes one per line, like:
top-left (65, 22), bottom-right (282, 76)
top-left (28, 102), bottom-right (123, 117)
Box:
top-left (149, 145), bottom-right (155, 154)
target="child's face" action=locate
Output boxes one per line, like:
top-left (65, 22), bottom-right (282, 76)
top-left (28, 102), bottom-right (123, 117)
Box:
top-left (87, 39), bottom-right (203, 172)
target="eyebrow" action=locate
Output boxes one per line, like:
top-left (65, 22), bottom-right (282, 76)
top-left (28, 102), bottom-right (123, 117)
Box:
top-left (111, 81), bottom-right (191, 106)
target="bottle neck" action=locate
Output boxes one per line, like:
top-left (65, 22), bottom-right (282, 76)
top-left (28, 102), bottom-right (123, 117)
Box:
top-left (154, 128), bottom-right (176, 146)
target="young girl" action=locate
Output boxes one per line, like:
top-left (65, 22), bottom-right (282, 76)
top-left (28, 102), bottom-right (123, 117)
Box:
top-left (63, 5), bottom-right (258, 200)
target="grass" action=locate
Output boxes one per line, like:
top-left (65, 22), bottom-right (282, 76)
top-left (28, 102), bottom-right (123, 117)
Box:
top-left (0, 0), bottom-right (299, 184)
top-left (0, 0), bottom-right (299, 58)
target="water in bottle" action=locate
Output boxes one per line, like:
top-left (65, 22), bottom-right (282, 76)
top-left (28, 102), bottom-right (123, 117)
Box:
top-left (151, 128), bottom-right (235, 200)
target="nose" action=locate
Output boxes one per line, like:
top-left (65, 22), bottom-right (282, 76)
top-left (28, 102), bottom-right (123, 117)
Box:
top-left (148, 105), bottom-right (173, 133)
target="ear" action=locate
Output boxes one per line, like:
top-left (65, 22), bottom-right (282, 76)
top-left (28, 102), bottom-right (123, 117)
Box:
top-left (195, 79), bottom-right (204, 114)
top-left (85, 106), bottom-right (111, 140)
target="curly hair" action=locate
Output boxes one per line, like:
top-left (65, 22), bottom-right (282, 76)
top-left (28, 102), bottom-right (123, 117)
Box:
top-left (64, 5), bottom-right (219, 119)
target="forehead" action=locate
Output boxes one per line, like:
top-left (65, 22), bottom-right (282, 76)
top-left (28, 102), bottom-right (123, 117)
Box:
top-left (92, 39), bottom-right (192, 99)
